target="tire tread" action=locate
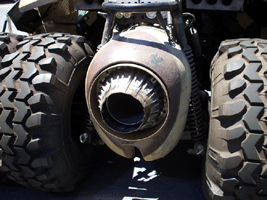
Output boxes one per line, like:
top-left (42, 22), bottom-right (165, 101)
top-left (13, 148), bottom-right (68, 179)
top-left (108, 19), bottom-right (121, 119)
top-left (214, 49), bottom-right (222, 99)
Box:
top-left (206, 39), bottom-right (267, 199)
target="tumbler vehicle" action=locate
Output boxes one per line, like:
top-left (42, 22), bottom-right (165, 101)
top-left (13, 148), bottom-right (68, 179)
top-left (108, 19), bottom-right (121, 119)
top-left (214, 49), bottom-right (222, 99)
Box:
top-left (0, 0), bottom-right (266, 199)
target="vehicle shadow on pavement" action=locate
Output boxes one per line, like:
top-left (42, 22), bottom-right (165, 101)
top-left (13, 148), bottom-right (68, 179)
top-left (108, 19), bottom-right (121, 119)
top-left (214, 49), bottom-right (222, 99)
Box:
top-left (0, 141), bottom-right (206, 200)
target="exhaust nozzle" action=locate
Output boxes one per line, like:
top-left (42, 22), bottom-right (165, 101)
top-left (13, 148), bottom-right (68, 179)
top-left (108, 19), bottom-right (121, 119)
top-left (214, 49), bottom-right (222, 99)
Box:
top-left (98, 67), bottom-right (167, 134)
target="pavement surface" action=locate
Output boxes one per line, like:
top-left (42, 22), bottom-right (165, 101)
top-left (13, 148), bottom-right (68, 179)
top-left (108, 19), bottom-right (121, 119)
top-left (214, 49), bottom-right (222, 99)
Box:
top-left (0, 2), bottom-right (207, 200)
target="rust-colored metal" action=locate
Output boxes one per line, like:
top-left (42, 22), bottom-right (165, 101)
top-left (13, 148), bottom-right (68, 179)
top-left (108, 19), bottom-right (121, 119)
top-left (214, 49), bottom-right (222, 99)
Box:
top-left (85, 26), bottom-right (191, 161)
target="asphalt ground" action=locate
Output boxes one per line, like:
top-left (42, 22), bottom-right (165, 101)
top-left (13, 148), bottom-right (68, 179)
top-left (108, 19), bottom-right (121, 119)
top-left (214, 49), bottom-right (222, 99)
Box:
top-left (0, 2), bottom-right (206, 200)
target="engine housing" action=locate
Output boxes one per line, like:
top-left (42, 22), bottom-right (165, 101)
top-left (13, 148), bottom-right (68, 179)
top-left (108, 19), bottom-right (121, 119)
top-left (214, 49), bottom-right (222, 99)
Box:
top-left (85, 26), bottom-right (191, 161)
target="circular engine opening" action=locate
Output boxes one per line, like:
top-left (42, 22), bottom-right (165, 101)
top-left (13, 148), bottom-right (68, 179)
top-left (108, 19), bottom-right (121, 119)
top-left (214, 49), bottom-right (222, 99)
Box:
top-left (101, 95), bottom-right (143, 133)
top-left (96, 65), bottom-right (168, 135)
top-left (106, 93), bottom-right (144, 125)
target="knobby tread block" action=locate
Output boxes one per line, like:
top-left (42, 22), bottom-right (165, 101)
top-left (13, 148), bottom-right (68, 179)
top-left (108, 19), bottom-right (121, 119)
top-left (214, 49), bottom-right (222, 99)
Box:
top-left (240, 40), bottom-right (256, 48)
top-left (57, 37), bottom-right (71, 44)
top-left (219, 152), bottom-right (243, 171)
top-left (16, 39), bottom-right (31, 49)
top-left (13, 124), bottom-right (29, 146)
top-left (28, 46), bottom-right (45, 62)
top-left (39, 57), bottom-right (57, 71)
top-left (224, 60), bottom-right (245, 79)
top-left (48, 33), bottom-right (65, 38)
top-left (229, 78), bottom-right (246, 96)
top-left (48, 43), bottom-right (68, 54)
top-left (228, 46), bottom-right (243, 58)
top-left (1, 91), bottom-right (16, 109)
top-left (25, 112), bottom-right (47, 129)
top-left (219, 100), bottom-right (246, 118)
top-left (22, 40), bottom-right (40, 53)
top-left (15, 81), bottom-right (32, 101)
top-left (0, 33), bottom-right (24, 66)
top-left (220, 178), bottom-right (238, 189)
top-left (244, 63), bottom-right (262, 82)
top-left (32, 34), bottom-right (49, 40)
top-left (70, 36), bottom-right (85, 46)
top-left (242, 48), bottom-right (261, 63)
top-left (13, 53), bottom-right (30, 70)
top-left (5, 70), bottom-right (22, 90)
top-left (37, 38), bottom-right (55, 47)
top-left (244, 83), bottom-right (264, 106)
top-left (27, 138), bottom-right (42, 151)
top-left (1, 52), bottom-right (19, 67)
top-left (13, 101), bottom-right (30, 123)
top-left (0, 67), bottom-right (11, 80)
top-left (242, 133), bottom-right (262, 161)
top-left (0, 135), bottom-right (14, 155)
top-left (20, 62), bottom-right (38, 81)
top-left (28, 93), bottom-right (53, 106)
top-left (0, 110), bottom-right (14, 132)
top-left (219, 125), bottom-right (245, 141)
top-left (32, 73), bottom-right (55, 85)
top-left (208, 147), bottom-right (242, 170)
top-left (238, 162), bottom-right (260, 184)
top-left (243, 106), bottom-right (263, 132)
top-left (32, 73), bottom-right (67, 91)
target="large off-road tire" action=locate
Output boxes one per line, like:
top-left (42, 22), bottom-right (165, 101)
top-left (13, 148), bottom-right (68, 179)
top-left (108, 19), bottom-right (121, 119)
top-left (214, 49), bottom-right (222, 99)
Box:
top-left (0, 33), bottom-right (94, 192)
top-left (0, 32), bottom-right (25, 182)
top-left (205, 39), bottom-right (267, 200)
